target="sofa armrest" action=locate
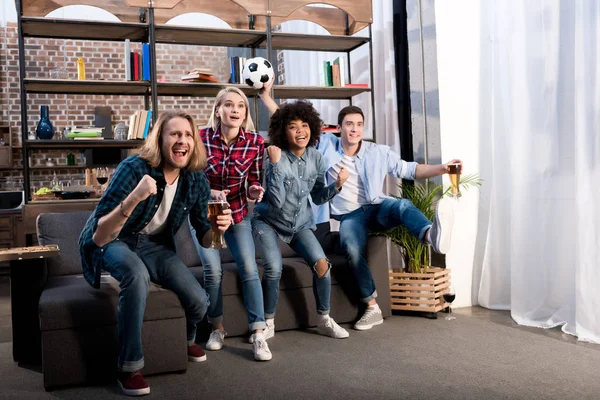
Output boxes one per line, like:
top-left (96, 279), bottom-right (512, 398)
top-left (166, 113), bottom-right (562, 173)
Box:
top-left (366, 235), bottom-right (391, 317)
top-left (10, 257), bottom-right (49, 363)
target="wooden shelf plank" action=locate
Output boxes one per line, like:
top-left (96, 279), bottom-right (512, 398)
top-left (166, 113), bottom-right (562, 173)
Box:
top-left (155, 25), bottom-right (265, 47)
top-left (24, 79), bottom-right (151, 95)
top-left (21, 17), bottom-right (148, 42)
top-left (266, 32), bottom-right (369, 52)
top-left (157, 82), bottom-right (254, 97)
top-left (273, 85), bottom-right (371, 100)
top-left (29, 165), bottom-right (86, 169)
top-left (26, 140), bottom-right (142, 149)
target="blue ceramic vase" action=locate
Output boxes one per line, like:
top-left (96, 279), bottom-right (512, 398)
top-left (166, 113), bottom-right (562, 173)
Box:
top-left (36, 106), bottom-right (54, 140)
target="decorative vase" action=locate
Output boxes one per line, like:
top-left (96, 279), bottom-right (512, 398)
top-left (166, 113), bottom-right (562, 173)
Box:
top-left (36, 106), bottom-right (54, 140)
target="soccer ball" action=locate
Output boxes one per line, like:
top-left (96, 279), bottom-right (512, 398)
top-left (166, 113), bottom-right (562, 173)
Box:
top-left (242, 57), bottom-right (274, 89)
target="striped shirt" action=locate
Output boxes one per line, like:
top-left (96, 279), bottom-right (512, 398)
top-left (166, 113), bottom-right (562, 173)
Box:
top-left (200, 127), bottom-right (264, 224)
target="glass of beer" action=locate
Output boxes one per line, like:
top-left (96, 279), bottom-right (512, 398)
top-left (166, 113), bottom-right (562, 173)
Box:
top-left (208, 200), bottom-right (229, 249)
top-left (448, 163), bottom-right (462, 198)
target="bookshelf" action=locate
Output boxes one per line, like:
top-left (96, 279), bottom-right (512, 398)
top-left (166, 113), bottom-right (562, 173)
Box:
top-left (15, 0), bottom-right (375, 202)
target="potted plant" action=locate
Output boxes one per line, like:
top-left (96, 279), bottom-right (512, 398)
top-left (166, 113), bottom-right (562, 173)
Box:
top-left (385, 174), bottom-right (482, 316)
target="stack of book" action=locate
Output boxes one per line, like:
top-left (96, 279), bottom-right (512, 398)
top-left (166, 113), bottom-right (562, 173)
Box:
top-left (68, 127), bottom-right (104, 140)
top-left (127, 110), bottom-right (152, 140)
top-left (181, 68), bottom-right (218, 83)
top-left (228, 56), bottom-right (246, 84)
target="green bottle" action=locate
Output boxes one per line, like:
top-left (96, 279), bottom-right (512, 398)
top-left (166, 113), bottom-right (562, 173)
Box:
top-left (67, 152), bottom-right (75, 166)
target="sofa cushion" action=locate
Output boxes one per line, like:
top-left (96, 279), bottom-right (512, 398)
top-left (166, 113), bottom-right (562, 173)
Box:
top-left (38, 274), bottom-right (185, 331)
top-left (37, 211), bottom-right (92, 277)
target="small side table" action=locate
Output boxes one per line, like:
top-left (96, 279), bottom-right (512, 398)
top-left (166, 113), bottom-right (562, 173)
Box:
top-left (0, 245), bottom-right (59, 364)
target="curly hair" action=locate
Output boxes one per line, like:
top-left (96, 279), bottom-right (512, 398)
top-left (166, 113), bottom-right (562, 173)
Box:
top-left (268, 100), bottom-right (323, 149)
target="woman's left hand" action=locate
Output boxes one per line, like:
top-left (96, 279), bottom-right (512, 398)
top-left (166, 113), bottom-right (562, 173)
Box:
top-left (248, 185), bottom-right (265, 202)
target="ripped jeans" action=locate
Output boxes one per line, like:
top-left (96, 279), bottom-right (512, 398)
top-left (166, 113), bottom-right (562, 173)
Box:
top-left (252, 218), bottom-right (331, 317)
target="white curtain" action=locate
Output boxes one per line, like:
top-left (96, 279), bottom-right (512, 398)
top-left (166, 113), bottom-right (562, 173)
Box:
top-left (438, 1), bottom-right (600, 343)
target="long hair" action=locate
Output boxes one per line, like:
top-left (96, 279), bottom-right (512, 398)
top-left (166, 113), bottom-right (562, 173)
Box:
top-left (206, 87), bottom-right (255, 132)
top-left (268, 100), bottom-right (322, 149)
top-left (138, 110), bottom-right (207, 171)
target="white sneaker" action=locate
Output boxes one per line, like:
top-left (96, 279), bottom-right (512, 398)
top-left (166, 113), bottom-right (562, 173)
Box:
top-left (430, 198), bottom-right (454, 254)
top-left (206, 329), bottom-right (226, 351)
top-left (354, 307), bottom-right (384, 331)
top-left (316, 316), bottom-right (349, 339)
top-left (253, 337), bottom-right (272, 361)
top-left (249, 319), bottom-right (275, 344)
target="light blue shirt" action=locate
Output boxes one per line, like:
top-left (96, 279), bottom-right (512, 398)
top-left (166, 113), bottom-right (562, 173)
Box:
top-left (313, 133), bottom-right (418, 223)
top-left (254, 147), bottom-right (340, 242)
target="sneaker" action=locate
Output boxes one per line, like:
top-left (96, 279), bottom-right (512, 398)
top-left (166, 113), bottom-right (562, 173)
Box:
top-left (117, 370), bottom-right (150, 397)
top-left (188, 343), bottom-right (207, 362)
top-left (316, 316), bottom-right (350, 338)
top-left (249, 320), bottom-right (275, 344)
top-left (354, 307), bottom-right (384, 331)
top-left (429, 198), bottom-right (454, 254)
top-left (253, 337), bottom-right (272, 361)
top-left (206, 329), bottom-right (226, 351)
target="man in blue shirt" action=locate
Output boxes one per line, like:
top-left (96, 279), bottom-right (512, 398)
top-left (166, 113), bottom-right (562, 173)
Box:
top-left (315, 105), bottom-right (460, 330)
top-left (79, 110), bottom-right (232, 396)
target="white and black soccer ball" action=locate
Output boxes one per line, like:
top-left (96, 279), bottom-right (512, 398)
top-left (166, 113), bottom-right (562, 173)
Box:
top-left (242, 57), bottom-right (274, 89)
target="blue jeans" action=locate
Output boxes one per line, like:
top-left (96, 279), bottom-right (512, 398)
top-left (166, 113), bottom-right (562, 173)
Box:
top-left (252, 218), bottom-right (331, 317)
top-left (333, 198), bottom-right (432, 302)
top-left (102, 235), bottom-right (209, 372)
top-left (192, 216), bottom-right (266, 332)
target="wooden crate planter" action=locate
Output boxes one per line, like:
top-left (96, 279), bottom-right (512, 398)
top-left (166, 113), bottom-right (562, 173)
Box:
top-left (389, 267), bottom-right (451, 313)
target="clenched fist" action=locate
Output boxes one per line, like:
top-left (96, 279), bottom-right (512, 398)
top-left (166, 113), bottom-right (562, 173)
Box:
top-left (336, 167), bottom-right (349, 189)
top-left (266, 145), bottom-right (282, 163)
top-left (131, 175), bottom-right (157, 202)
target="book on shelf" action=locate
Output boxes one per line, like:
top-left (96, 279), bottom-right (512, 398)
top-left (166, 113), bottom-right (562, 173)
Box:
top-left (181, 68), bottom-right (218, 83)
top-left (229, 56), bottom-right (246, 84)
top-left (125, 42), bottom-right (151, 81)
top-left (321, 57), bottom-right (349, 87)
top-left (127, 109), bottom-right (152, 140)
top-left (344, 83), bottom-right (369, 88)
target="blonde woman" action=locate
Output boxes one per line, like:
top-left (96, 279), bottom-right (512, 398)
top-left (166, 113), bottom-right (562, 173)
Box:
top-left (191, 87), bottom-right (271, 361)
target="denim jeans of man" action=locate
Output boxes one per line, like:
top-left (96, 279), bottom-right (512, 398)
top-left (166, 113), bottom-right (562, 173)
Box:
top-left (334, 198), bottom-right (432, 302)
top-left (192, 215), bottom-right (266, 332)
top-left (102, 235), bottom-right (209, 373)
top-left (252, 218), bottom-right (331, 317)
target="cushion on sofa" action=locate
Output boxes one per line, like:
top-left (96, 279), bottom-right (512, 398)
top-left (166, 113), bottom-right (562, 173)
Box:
top-left (38, 274), bottom-right (185, 331)
top-left (37, 211), bottom-right (92, 277)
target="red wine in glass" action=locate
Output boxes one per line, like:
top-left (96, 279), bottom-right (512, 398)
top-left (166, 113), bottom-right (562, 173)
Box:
top-left (444, 285), bottom-right (456, 320)
top-left (96, 177), bottom-right (108, 185)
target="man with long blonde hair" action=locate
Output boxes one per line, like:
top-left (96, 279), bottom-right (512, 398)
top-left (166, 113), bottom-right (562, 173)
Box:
top-left (79, 110), bottom-right (232, 396)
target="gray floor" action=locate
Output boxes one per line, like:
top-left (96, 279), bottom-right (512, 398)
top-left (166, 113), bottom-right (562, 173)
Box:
top-left (1, 276), bottom-right (599, 400)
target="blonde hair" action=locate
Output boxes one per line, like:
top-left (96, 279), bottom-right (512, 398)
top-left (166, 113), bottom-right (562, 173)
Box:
top-left (206, 87), bottom-right (255, 132)
top-left (138, 110), bottom-right (207, 172)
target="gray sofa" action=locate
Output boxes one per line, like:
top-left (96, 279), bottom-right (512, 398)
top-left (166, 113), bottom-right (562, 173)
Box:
top-left (11, 210), bottom-right (391, 389)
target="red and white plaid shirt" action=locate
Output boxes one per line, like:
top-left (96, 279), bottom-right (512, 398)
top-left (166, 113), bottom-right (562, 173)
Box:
top-left (200, 127), bottom-right (264, 224)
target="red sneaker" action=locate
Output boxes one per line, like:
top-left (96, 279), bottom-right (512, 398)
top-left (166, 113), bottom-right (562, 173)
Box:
top-left (188, 343), bottom-right (207, 362)
top-left (117, 370), bottom-right (150, 396)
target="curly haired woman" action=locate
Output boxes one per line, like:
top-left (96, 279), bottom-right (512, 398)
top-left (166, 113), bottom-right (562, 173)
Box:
top-left (251, 98), bottom-right (350, 343)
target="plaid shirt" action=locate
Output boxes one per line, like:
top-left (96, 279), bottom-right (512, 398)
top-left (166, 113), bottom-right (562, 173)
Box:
top-left (79, 155), bottom-right (211, 288)
top-left (200, 127), bottom-right (264, 224)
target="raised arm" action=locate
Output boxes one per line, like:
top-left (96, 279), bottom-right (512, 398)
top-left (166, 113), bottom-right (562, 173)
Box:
top-left (258, 77), bottom-right (279, 116)
top-left (310, 152), bottom-right (343, 205)
top-left (93, 167), bottom-right (156, 247)
top-left (263, 145), bottom-right (286, 208)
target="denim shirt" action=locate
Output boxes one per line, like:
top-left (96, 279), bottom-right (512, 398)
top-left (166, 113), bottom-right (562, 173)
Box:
top-left (313, 133), bottom-right (418, 223)
top-left (254, 147), bottom-right (339, 242)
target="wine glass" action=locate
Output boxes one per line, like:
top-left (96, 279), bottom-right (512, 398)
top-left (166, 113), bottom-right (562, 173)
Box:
top-left (443, 284), bottom-right (456, 320)
top-left (96, 167), bottom-right (108, 194)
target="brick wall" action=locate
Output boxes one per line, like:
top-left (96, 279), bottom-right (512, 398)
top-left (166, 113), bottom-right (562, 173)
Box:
top-left (0, 22), bottom-right (238, 191)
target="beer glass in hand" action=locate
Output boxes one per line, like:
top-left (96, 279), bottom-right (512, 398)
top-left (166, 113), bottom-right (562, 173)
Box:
top-left (208, 200), bottom-right (229, 249)
top-left (448, 163), bottom-right (462, 198)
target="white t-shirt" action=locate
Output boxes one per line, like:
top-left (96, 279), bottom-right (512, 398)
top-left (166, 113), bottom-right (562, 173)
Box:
top-left (327, 155), bottom-right (369, 215)
top-left (140, 176), bottom-right (179, 235)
